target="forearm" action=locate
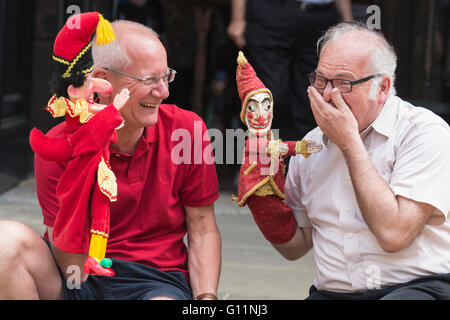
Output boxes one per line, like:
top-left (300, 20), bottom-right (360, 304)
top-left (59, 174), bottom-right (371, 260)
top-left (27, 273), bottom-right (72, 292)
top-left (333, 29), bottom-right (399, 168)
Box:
top-left (272, 227), bottom-right (313, 261)
top-left (230, 0), bottom-right (247, 22)
top-left (188, 230), bottom-right (221, 299)
top-left (342, 138), bottom-right (404, 250)
top-left (47, 227), bottom-right (89, 281)
top-left (334, 0), bottom-right (353, 21)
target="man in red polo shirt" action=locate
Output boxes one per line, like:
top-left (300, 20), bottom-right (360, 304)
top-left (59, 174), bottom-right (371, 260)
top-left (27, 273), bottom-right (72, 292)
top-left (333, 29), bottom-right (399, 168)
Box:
top-left (0, 20), bottom-right (221, 300)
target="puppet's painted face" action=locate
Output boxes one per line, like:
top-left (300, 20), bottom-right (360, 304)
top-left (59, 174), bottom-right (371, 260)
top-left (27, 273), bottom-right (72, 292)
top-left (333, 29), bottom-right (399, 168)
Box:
top-left (245, 92), bottom-right (273, 137)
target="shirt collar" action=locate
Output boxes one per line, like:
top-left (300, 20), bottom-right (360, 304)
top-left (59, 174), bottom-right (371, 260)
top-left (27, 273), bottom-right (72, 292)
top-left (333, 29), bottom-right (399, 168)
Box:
top-left (144, 122), bottom-right (159, 143)
top-left (370, 96), bottom-right (398, 139)
top-left (321, 96), bottom-right (398, 146)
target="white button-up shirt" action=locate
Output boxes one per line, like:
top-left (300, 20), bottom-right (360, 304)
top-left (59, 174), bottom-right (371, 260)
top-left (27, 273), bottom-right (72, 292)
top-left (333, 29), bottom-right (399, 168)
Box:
top-left (285, 96), bottom-right (450, 293)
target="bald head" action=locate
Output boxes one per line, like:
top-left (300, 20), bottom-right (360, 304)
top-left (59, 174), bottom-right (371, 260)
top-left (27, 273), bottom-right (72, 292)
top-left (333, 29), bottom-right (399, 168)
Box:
top-left (92, 20), bottom-right (161, 71)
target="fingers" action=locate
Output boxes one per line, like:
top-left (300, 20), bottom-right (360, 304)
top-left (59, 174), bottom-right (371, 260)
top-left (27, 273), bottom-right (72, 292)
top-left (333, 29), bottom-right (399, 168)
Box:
top-left (307, 86), bottom-right (324, 112)
top-left (330, 88), bottom-right (349, 113)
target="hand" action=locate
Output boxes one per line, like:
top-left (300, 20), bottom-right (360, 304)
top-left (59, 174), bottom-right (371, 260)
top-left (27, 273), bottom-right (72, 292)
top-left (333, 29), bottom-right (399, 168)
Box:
top-left (227, 19), bottom-right (246, 48)
top-left (308, 86), bottom-right (359, 151)
top-left (113, 88), bottom-right (130, 111)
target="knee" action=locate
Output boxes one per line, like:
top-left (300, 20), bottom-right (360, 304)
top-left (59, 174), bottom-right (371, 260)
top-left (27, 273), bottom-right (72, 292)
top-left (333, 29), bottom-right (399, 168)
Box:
top-left (0, 220), bottom-right (38, 265)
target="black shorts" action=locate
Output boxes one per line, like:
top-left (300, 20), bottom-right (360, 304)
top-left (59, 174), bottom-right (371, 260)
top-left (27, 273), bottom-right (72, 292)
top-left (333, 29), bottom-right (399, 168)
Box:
top-left (63, 258), bottom-right (193, 300)
top-left (307, 273), bottom-right (450, 300)
top-left (43, 237), bottom-right (192, 300)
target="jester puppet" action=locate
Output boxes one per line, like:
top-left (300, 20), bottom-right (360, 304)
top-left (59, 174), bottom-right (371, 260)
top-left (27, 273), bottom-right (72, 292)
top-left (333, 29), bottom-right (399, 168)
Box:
top-left (29, 12), bottom-right (129, 276)
top-left (233, 51), bottom-right (322, 244)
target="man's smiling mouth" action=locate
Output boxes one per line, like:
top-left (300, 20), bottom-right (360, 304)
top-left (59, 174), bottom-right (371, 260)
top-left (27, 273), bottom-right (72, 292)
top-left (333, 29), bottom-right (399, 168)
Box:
top-left (140, 103), bottom-right (158, 108)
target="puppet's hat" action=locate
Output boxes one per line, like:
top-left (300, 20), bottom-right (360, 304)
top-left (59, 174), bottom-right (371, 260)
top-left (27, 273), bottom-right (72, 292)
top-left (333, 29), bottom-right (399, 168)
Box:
top-left (236, 51), bottom-right (273, 124)
top-left (52, 11), bottom-right (115, 79)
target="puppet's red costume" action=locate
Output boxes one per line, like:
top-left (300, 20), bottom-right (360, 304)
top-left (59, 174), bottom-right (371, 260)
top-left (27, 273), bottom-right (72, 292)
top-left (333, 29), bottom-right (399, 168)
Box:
top-left (233, 52), bottom-right (313, 244)
top-left (29, 12), bottom-right (120, 276)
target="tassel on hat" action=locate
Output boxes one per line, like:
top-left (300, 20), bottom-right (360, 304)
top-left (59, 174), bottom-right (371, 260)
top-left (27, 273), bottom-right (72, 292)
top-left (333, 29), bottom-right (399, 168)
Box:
top-left (95, 14), bottom-right (115, 46)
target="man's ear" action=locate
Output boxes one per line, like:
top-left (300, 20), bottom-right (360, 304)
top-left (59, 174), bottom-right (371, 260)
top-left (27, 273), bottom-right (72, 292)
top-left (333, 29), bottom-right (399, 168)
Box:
top-left (378, 76), bottom-right (391, 105)
top-left (92, 68), bottom-right (109, 81)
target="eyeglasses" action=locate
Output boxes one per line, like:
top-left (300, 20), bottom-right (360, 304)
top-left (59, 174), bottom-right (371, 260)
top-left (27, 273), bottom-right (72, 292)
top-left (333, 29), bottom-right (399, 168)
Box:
top-left (108, 67), bottom-right (177, 86)
top-left (309, 72), bottom-right (382, 93)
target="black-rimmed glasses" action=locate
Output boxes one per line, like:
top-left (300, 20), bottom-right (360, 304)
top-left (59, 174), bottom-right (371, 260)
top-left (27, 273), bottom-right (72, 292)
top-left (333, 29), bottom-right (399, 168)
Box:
top-left (108, 67), bottom-right (177, 86)
top-left (309, 72), bottom-right (382, 93)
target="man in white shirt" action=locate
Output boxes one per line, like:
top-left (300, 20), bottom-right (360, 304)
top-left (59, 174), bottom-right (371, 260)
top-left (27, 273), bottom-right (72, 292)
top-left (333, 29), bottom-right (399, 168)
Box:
top-left (269, 22), bottom-right (450, 299)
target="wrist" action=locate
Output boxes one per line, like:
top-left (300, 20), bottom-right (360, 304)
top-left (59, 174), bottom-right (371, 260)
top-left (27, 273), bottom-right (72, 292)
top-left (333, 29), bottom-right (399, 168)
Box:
top-left (195, 292), bottom-right (218, 300)
top-left (338, 132), bottom-right (362, 155)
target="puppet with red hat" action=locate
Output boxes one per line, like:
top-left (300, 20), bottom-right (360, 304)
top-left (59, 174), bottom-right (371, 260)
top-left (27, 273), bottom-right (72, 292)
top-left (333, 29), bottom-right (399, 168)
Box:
top-left (29, 12), bottom-right (129, 276)
top-left (233, 51), bottom-right (322, 244)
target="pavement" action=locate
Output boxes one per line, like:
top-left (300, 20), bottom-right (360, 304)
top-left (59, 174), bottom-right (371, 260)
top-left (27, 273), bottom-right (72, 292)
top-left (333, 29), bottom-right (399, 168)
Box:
top-left (0, 178), bottom-right (316, 300)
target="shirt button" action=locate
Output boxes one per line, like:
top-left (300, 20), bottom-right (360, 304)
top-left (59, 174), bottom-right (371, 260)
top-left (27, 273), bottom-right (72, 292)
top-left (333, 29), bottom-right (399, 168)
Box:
top-left (346, 233), bottom-right (353, 239)
top-left (351, 264), bottom-right (358, 271)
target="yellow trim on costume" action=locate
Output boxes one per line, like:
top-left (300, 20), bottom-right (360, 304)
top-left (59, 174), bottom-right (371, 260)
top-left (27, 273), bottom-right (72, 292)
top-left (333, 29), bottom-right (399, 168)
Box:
top-left (46, 94), bottom-right (94, 123)
top-left (52, 55), bottom-right (70, 65)
top-left (237, 176), bottom-right (271, 207)
top-left (266, 139), bottom-right (284, 156)
top-left (244, 161), bottom-right (258, 176)
top-left (62, 42), bottom-right (92, 78)
top-left (90, 229), bottom-right (109, 238)
top-left (97, 157), bottom-right (118, 202)
top-left (81, 65), bottom-right (94, 74)
top-left (254, 182), bottom-right (275, 196)
top-left (269, 176), bottom-right (286, 200)
top-left (295, 140), bottom-right (311, 159)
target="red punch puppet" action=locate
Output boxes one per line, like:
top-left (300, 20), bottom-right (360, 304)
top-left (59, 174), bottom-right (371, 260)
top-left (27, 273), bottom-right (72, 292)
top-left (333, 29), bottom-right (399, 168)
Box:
top-left (233, 51), bottom-right (322, 244)
top-left (29, 12), bottom-right (130, 276)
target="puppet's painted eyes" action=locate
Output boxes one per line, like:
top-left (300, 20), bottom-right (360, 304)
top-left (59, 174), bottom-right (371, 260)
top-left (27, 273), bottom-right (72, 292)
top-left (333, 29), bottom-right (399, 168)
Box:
top-left (247, 104), bottom-right (256, 112)
top-left (263, 103), bottom-right (272, 111)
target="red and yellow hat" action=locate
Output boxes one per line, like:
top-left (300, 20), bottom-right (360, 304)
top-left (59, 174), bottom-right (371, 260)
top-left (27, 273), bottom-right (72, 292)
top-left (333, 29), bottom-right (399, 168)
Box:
top-left (236, 51), bottom-right (273, 124)
top-left (52, 11), bottom-right (115, 79)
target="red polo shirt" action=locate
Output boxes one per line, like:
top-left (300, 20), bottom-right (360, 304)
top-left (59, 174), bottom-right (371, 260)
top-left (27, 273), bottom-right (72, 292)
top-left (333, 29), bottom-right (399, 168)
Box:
top-left (35, 104), bottom-right (219, 275)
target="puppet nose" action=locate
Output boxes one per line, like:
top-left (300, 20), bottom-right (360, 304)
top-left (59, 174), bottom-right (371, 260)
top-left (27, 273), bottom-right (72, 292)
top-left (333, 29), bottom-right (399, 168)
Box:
top-left (91, 77), bottom-right (113, 95)
top-left (257, 114), bottom-right (266, 123)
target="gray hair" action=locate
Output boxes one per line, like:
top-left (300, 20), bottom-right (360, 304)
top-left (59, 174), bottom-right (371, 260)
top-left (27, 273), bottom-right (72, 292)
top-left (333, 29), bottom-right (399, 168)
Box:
top-left (92, 20), bottom-right (159, 71)
top-left (317, 22), bottom-right (397, 98)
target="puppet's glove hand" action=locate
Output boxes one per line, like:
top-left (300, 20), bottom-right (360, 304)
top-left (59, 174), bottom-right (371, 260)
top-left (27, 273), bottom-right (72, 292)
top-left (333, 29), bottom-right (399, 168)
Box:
top-left (113, 88), bottom-right (130, 111)
top-left (295, 140), bottom-right (323, 158)
top-left (306, 140), bottom-right (323, 154)
top-left (267, 139), bottom-right (288, 156)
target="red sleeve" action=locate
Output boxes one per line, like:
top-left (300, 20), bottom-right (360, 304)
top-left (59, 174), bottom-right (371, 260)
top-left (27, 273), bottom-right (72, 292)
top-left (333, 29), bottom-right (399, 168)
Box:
top-left (285, 141), bottom-right (298, 156)
top-left (34, 153), bottom-right (65, 228)
top-left (179, 117), bottom-right (219, 207)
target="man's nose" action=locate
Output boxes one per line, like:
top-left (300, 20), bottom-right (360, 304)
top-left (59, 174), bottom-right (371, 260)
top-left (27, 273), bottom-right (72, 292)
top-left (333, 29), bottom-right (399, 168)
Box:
top-left (322, 81), bottom-right (334, 102)
top-left (151, 78), bottom-right (170, 100)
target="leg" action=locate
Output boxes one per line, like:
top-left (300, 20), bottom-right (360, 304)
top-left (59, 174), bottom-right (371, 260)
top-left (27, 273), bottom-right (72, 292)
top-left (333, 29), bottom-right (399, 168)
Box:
top-left (0, 220), bottom-right (63, 299)
top-left (380, 280), bottom-right (450, 300)
top-left (245, 0), bottom-right (295, 140)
